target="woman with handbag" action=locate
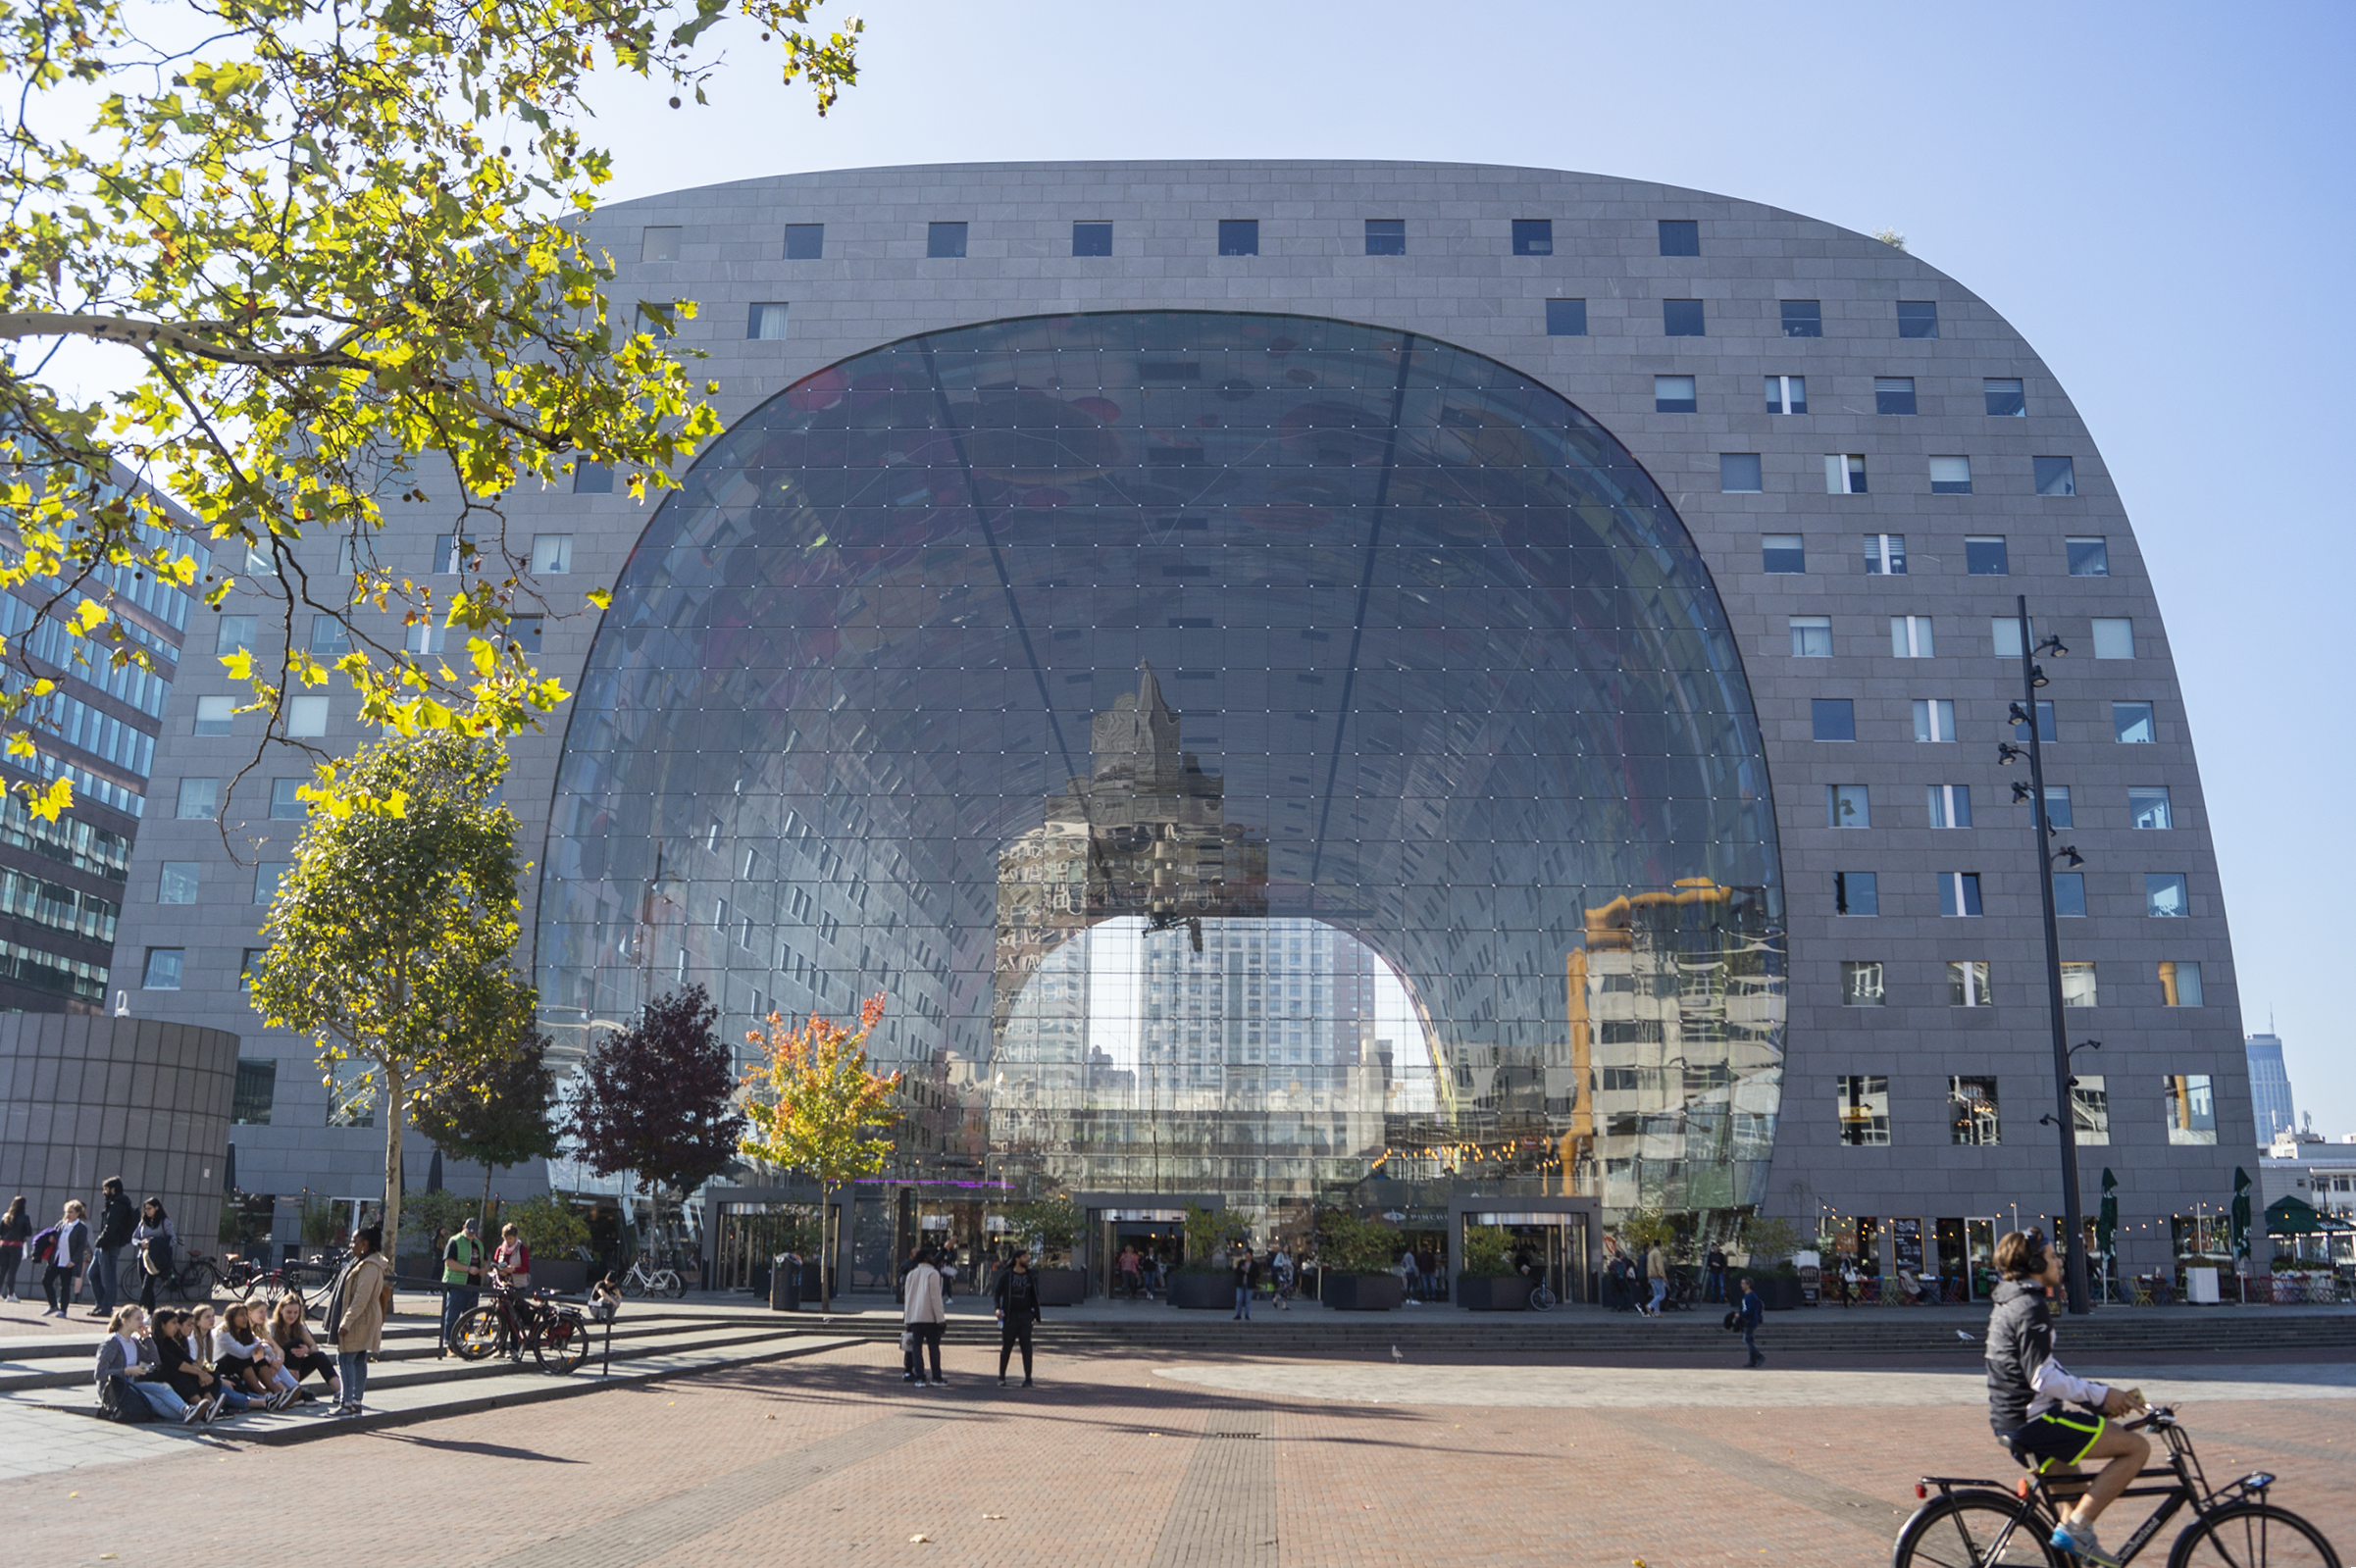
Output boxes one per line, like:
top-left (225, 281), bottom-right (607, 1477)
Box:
top-left (131, 1197), bottom-right (176, 1311)
top-left (333, 1226), bottom-right (391, 1418)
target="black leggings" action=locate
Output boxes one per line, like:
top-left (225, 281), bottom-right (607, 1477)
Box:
top-left (44, 1262), bottom-right (76, 1311)
top-left (0, 1245), bottom-right (20, 1297)
top-left (998, 1317), bottom-right (1034, 1380)
top-left (284, 1347), bottom-right (338, 1388)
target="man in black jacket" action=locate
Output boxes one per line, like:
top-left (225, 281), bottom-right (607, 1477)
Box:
top-left (993, 1249), bottom-right (1042, 1388)
top-left (89, 1178), bottom-right (136, 1317)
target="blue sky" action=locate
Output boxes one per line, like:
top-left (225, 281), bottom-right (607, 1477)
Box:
top-left (576, 0), bottom-right (2356, 1133)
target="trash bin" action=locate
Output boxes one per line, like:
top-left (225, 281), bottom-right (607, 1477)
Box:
top-left (2185, 1265), bottom-right (2220, 1304)
top-left (769, 1255), bottom-right (801, 1312)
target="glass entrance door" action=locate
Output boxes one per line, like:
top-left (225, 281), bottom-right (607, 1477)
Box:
top-left (1089, 1207), bottom-right (1188, 1298)
top-left (1462, 1212), bottom-right (1589, 1304)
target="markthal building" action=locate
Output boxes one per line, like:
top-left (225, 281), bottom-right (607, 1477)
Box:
top-left (116, 164), bottom-right (2249, 1300)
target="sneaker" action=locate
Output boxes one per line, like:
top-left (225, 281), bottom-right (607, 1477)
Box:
top-left (197, 1395), bottom-right (221, 1424)
top-left (1022, 1378), bottom-right (1034, 1388)
top-left (998, 1377), bottom-right (1008, 1388)
top-left (179, 1400), bottom-right (204, 1424)
top-left (913, 1378), bottom-right (929, 1388)
top-left (2051, 1520), bottom-right (2123, 1567)
top-left (270, 1388), bottom-right (299, 1411)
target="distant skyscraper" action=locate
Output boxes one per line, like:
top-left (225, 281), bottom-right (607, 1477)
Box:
top-left (2246, 1034), bottom-right (2297, 1145)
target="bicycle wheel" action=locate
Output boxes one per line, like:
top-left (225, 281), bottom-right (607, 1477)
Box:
top-left (620, 1271), bottom-right (647, 1300)
top-left (1528, 1285), bottom-right (1557, 1312)
top-left (1894, 1492), bottom-right (2060, 1568)
top-left (534, 1313), bottom-right (589, 1376)
top-left (656, 1269), bottom-right (685, 1300)
top-left (178, 1261), bottom-right (223, 1303)
top-left (451, 1304), bottom-right (509, 1362)
top-left (2170, 1503), bottom-right (2340, 1568)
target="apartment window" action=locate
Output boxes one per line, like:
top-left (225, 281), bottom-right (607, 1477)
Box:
top-left (1897, 300), bottom-right (1939, 338)
top-left (573, 462), bottom-right (613, 495)
top-left (2163, 1074), bottom-right (2217, 1145)
top-left (746, 302), bottom-right (790, 340)
top-left (405, 620), bottom-right (445, 656)
top-left (1072, 221), bottom-right (1112, 257)
top-left (140, 947), bottom-right (183, 989)
top-left (1874, 377), bottom-right (1918, 416)
top-left (2013, 700), bottom-right (2057, 742)
top-left (193, 695), bottom-right (235, 736)
top-left (215, 616), bottom-right (256, 657)
top-left (1217, 220), bottom-right (1259, 257)
top-left (329, 1059), bottom-right (376, 1128)
top-left (1965, 535), bottom-right (2009, 575)
top-left (783, 223), bottom-right (824, 260)
top-left (1813, 699), bottom-right (1855, 741)
top-left (1763, 534), bottom-right (1806, 574)
top-left (1790, 616), bottom-right (1833, 657)
top-left (1720, 454), bottom-right (1763, 492)
top-left (640, 226), bottom-right (680, 262)
top-left (335, 536), bottom-right (371, 580)
top-left (1913, 698), bottom-right (1957, 742)
top-left (1938, 872), bottom-right (1983, 917)
top-left (158, 862), bottom-right (200, 904)
top-left (432, 533), bottom-right (474, 574)
top-left (1926, 784), bottom-right (1972, 829)
top-left (2067, 536), bottom-right (2109, 577)
top-left (1511, 219), bottom-right (1553, 256)
top-left (309, 616), bottom-right (349, 657)
top-left (255, 862), bottom-right (289, 904)
top-left (1949, 1077), bottom-right (2001, 1146)
top-left (2042, 785), bottom-right (2073, 827)
top-left (1646, 218), bottom-right (1698, 256)
top-left (1864, 533), bottom-right (1906, 575)
top-left (1766, 375), bottom-right (1807, 414)
top-left (1826, 783), bottom-right (1869, 827)
top-left (1663, 300), bottom-right (1706, 336)
top-left (2053, 872), bottom-right (2086, 917)
top-left (1948, 960), bottom-right (1993, 1006)
top-left (1781, 300), bottom-right (1822, 337)
top-left (2092, 619), bottom-right (2134, 660)
top-left (1991, 617), bottom-right (2032, 658)
top-left (926, 222), bottom-right (967, 258)
top-left (633, 303), bottom-right (676, 342)
top-left (1654, 375), bottom-right (1697, 413)
top-left (286, 694), bottom-right (329, 737)
top-left (2070, 1076), bottom-right (2111, 1144)
top-left (2034, 456), bottom-right (2076, 496)
top-left (508, 616), bottom-right (542, 657)
top-left (2159, 961), bottom-right (2203, 1006)
top-left (231, 1058), bottom-right (276, 1125)
top-left (1826, 454), bottom-right (1868, 494)
top-left (176, 778), bottom-right (219, 819)
top-left (1363, 219), bottom-right (1406, 256)
top-left (2146, 873), bottom-right (2188, 918)
top-left (2061, 961), bottom-right (2097, 1006)
top-left (1840, 960), bottom-right (1885, 1005)
top-left (1837, 1076), bottom-right (1891, 1145)
top-left (2114, 702), bottom-right (2156, 743)
top-left (531, 533), bottom-right (574, 575)
top-left (1834, 872), bottom-right (1878, 916)
top-left (1982, 378), bottom-right (2026, 417)
top-left (2128, 785), bottom-right (2172, 830)
top-left (260, 778), bottom-right (302, 821)
top-left (1891, 616), bottom-right (1934, 658)
top-left (1929, 456), bottom-right (1972, 495)
top-left (1544, 299), bottom-right (1587, 336)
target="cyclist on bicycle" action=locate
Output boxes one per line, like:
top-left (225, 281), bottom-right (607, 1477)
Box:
top-left (1985, 1229), bottom-right (2148, 1567)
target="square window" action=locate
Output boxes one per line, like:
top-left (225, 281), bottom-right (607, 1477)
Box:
top-left (1840, 960), bottom-right (1885, 1004)
top-left (531, 533), bottom-right (574, 575)
top-left (1663, 299), bottom-right (1706, 336)
top-left (1891, 615), bottom-right (1934, 657)
top-left (309, 616), bottom-right (349, 657)
top-left (1826, 783), bottom-right (1869, 826)
top-left (1938, 872), bottom-right (1982, 917)
top-left (286, 694), bottom-right (329, 736)
top-left (2092, 618), bottom-right (2134, 659)
top-left (2114, 702), bottom-right (2156, 743)
top-left (1826, 454), bottom-right (1868, 494)
top-left (2061, 960), bottom-right (2096, 1006)
top-left (633, 304), bottom-right (675, 342)
top-left (1657, 219), bottom-right (1700, 256)
top-left (746, 302), bottom-right (790, 340)
top-left (1719, 454), bottom-right (1763, 492)
top-left (1812, 698), bottom-right (1855, 741)
top-left (193, 694), bottom-right (235, 736)
top-left (1948, 960), bottom-right (1993, 1006)
top-left (783, 223), bottom-right (824, 260)
top-left (640, 227), bottom-right (680, 263)
top-left (1965, 535), bottom-right (2009, 574)
top-left (1834, 871), bottom-right (1878, 916)
top-left (1762, 534), bottom-right (1806, 574)
top-left (1929, 456), bottom-right (1972, 495)
top-left (1072, 221), bottom-right (1112, 257)
top-left (1837, 1075), bottom-right (1890, 1145)
top-left (1766, 376), bottom-right (1807, 414)
top-left (1511, 219), bottom-right (1553, 256)
top-left (432, 532), bottom-right (474, 573)
top-left (176, 777), bottom-right (219, 819)
top-left (2067, 536), bottom-right (2110, 577)
top-left (2160, 960), bottom-right (2203, 1006)
top-left (1780, 300), bottom-right (1822, 337)
top-left (1874, 377), bottom-right (1918, 416)
top-left (1363, 219), bottom-right (1405, 256)
top-left (2128, 785), bottom-right (2173, 829)
top-left (1950, 1077), bottom-right (2001, 1146)
top-left (2145, 873), bottom-right (2188, 918)
top-left (1791, 616), bottom-right (1833, 657)
top-left (1897, 300), bottom-right (1939, 338)
top-left (1913, 698), bottom-right (1957, 742)
top-left (2071, 1075), bottom-right (2111, 1144)
top-left (2034, 456), bottom-right (2077, 496)
top-left (1926, 784), bottom-right (1972, 828)
top-left (329, 1059), bottom-right (376, 1128)
top-left (158, 861), bottom-right (200, 904)
top-left (509, 616), bottom-right (542, 656)
top-left (2042, 784), bottom-right (2073, 828)
top-left (927, 222), bottom-right (967, 259)
top-left (1984, 378), bottom-right (2026, 416)
top-left (2052, 872), bottom-right (2086, 917)
top-left (255, 862), bottom-right (289, 904)
top-left (215, 616), bottom-right (256, 657)
top-left (2163, 1073), bottom-right (2216, 1144)
top-left (406, 620), bottom-right (444, 656)
top-left (1992, 616), bottom-right (2029, 658)
top-left (1217, 219), bottom-right (1259, 257)
top-left (1544, 298), bottom-right (1587, 336)
top-left (2012, 700), bottom-right (2057, 742)
top-left (269, 778), bottom-right (305, 820)
top-left (140, 947), bottom-right (183, 989)
top-left (1864, 533), bottom-right (1906, 575)
top-left (572, 462), bottom-right (613, 495)
top-left (1653, 375), bottom-right (1696, 413)
top-left (231, 1057), bottom-right (275, 1124)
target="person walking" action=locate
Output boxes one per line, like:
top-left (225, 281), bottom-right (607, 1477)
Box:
top-left (1736, 1275), bottom-right (1766, 1367)
top-left (1605, 1242), bottom-right (1632, 1311)
top-left (333, 1225), bottom-right (391, 1418)
top-left (993, 1247), bottom-right (1042, 1388)
top-left (1271, 1246), bottom-right (1295, 1310)
top-left (1705, 1241), bottom-right (1728, 1304)
top-left (43, 1198), bottom-right (90, 1317)
top-left (94, 1304), bottom-right (194, 1422)
top-left (88, 1177), bottom-right (135, 1316)
top-left (901, 1245), bottom-right (947, 1388)
top-left (0, 1194), bottom-right (28, 1302)
top-left (1231, 1244), bottom-right (1255, 1321)
top-left (130, 1198), bottom-right (176, 1312)
top-left (1117, 1244), bottom-right (1142, 1300)
top-left (1644, 1240), bottom-right (1668, 1318)
top-left (439, 1217), bottom-right (485, 1358)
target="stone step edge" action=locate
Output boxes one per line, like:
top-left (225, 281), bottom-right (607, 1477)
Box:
top-left (0, 1310), bottom-right (765, 1363)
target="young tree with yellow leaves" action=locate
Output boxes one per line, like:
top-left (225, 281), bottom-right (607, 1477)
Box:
top-left (738, 994), bottom-right (897, 1313)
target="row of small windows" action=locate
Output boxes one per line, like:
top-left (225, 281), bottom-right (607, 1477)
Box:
top-left (1837, 960), bottom-right (2203, 1014)
top-left (153, 857), bottom-right (286, 905)
top-left (1790, 615), bottom-right (2136, 660)
top-left (1811, 697), bottom-right (2158, 744)
top-left (1825, 868), bottom-right (2189, 920)
top-left (173, 776), bottom-right (308, 822)
top-left (1834, 1072), bottom-right (2217, 1148)
top-left (1670, 376), bottom-right (2026, 417)
top-left (1822, 783), bottom-right (2170, 831)
top-left (1720, 452), bottom-right (2073, 497)
top-left (1764, 533), bottom-right (2108, 577)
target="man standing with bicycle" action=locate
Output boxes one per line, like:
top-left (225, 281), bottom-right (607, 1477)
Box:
top-left (439, 1218), bottom-right (484, 1359)
top-left (1985, 1229), bottom-right (2148, 1567)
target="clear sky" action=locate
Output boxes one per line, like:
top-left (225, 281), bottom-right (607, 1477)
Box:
top-left (577, 0), bottom-right (2356, 1134)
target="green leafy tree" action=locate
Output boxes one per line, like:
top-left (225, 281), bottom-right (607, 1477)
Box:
top-left (1312, 1209), bottom-right (1402, 1276)
top-left (0, 0), bottom-right (861, 817)
top-left (411, 1027), bottom-right (563, 1238)
top-left (506, 1193), bottom-right (591, 1259)
top-left (248, 731), bottom-right (536, 1258)
top-left (738, 995), bottom-right (896, 1311)
top-left (398, 1189), bottom-right (476, 1258)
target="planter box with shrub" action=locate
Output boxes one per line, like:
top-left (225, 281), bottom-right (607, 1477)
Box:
top-left (1167, 1271), bottom-right (1231, 1310)
top-left (1455, 1273), bottom-right (1534, 1311)
top-left (1322, 1272), bottom-right (1405, 1311)
top-left (1034, 1268), bottom-right (1088, 1306)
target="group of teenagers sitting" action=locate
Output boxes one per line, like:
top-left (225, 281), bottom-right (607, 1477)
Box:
top-left (93, 1296), bottom-right (344, 1424)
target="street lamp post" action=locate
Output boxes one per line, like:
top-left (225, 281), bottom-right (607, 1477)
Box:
top-left (1997, 593), bottom-right (2092, 1316)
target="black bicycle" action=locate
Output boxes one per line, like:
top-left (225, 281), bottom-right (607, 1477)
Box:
top-left (450, 1281), bottom-right (590, 1375)
top-left (1894, 1406), bottom-right (2338, 1567)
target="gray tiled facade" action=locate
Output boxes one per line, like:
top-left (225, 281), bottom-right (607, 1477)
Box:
top-left (107, 163), bottom-right (2245, 1272)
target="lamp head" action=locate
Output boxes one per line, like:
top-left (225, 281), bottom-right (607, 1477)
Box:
top-left (2009, 700), bottom-right (2031, 724)
top-left (2030, 664), bottom-right (2050, 688)
top-left (2061, 846), bottom-right (2085, 868)
top-left (1998, 742), bottom-right (2025, 767)
top-left (2011, 781), bottom-right (2032, 804)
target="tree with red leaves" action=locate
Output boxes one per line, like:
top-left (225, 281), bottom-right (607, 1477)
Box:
top-left (569, 986), bottom-right (748, 1254)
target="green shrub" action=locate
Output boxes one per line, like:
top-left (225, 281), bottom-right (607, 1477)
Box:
top-left (1179, 1202), bottom-right (1253, 1272)
top-left (398, 1189), bottom-right (475, 1254)
top-left (1459, 1225), bottom-right (1515, 1278)
top-left (1315, 1209), bottom-right (1403, 1275)
top-left (508, 1193), bottom-right (591, 1258)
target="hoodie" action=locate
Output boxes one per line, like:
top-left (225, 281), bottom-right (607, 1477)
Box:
top-left (1984, 1278), bottom-right (2110, 1437)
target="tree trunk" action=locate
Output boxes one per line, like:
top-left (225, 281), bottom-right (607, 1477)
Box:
top-left (480, 1160), bottom-right (495, 1241)
top-left (381, 1059), bottom-right (405, 1275)
top-left (821, 1182), bottom-right (835, 1313)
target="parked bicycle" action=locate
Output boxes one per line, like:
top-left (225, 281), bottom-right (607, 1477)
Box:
top-left (449, 1279), bottom-right (591, 1375)
top-left (1894, 1405), bottom-right (2339, 1567)
top-left (619, 1254), bottom-right (686, 1300)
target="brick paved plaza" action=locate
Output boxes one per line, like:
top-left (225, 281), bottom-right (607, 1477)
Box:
top-left (3, 1336), bottom-right (2351, 1567)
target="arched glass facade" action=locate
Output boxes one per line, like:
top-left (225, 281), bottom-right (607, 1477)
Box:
top-left (540, 311), bottom-right (1785, 1229)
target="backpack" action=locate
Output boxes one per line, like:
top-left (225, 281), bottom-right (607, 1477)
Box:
top-left (28, 1226), bottom-right (57, 1265)
top-left (97, 1373), bottom-right (157, 1423)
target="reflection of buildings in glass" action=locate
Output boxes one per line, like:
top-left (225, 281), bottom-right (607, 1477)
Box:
top-left (2245, 1033), bottom-right (2297, 1146)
